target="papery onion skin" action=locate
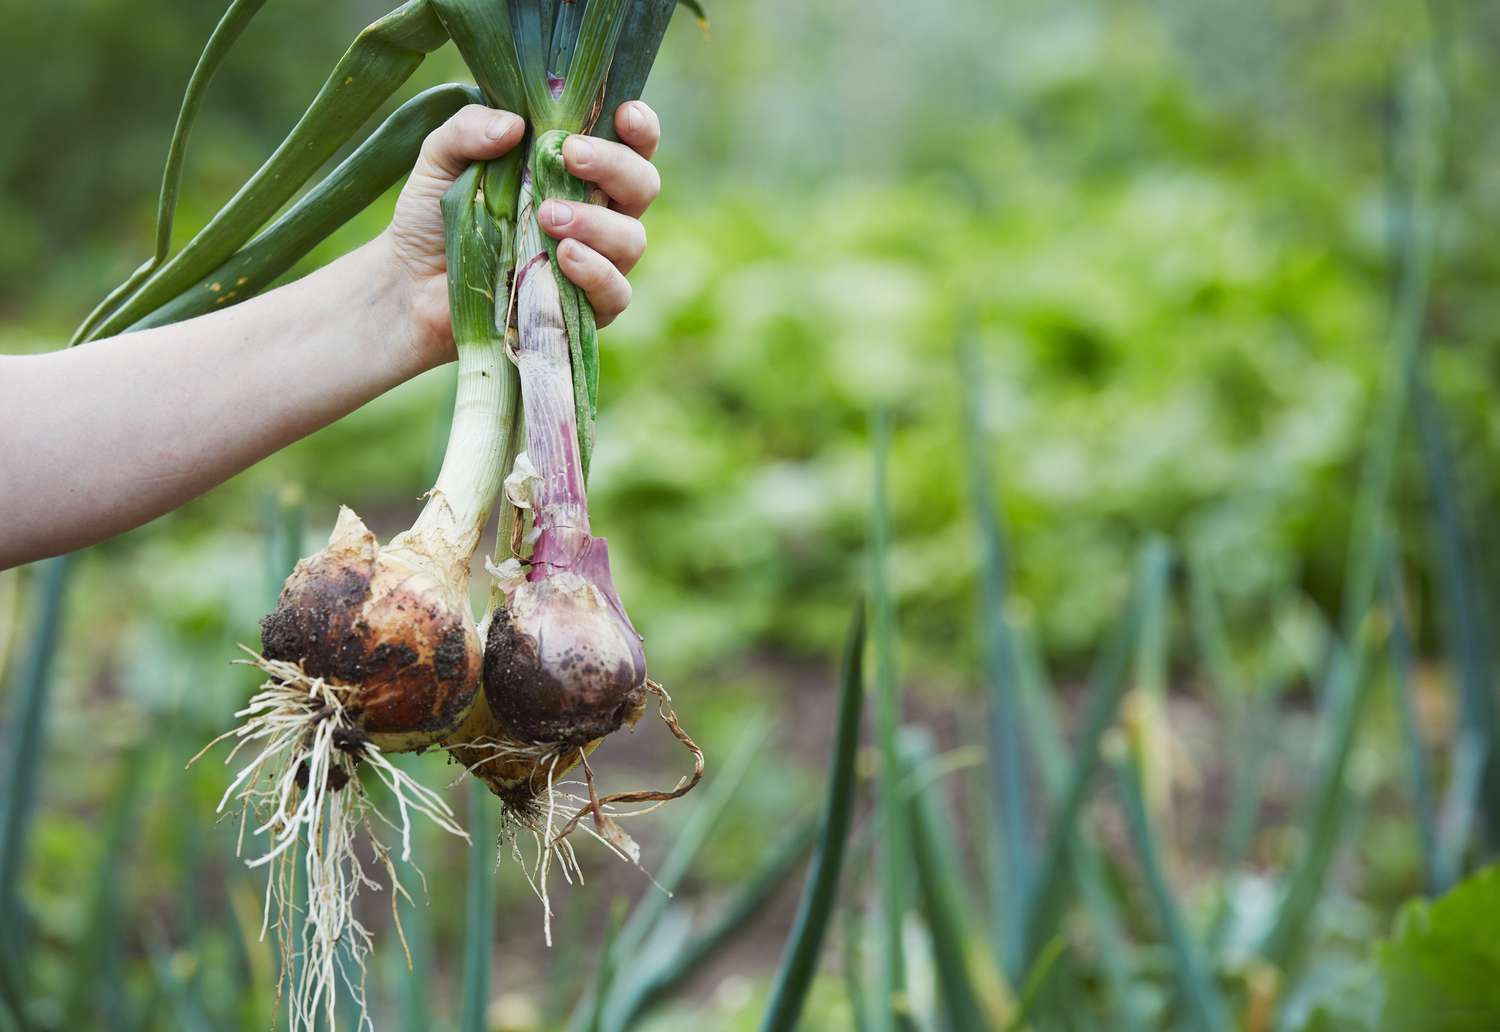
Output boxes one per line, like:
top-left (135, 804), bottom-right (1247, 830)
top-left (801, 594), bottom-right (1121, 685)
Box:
top-left (445, 696), bottom-right (595, 816)
top-left (483, 530), bottom-right (647, 748)
top-left (259, 507), bottom-right (482, 751)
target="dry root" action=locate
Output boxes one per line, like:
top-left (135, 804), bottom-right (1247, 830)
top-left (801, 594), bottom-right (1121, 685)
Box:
top-left (452, 681), bottom-right (703, 946)
top-left (193, 649), bottom-right (468, 1031)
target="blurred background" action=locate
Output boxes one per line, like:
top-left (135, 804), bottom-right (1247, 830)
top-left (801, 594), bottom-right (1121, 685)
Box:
top-left (3, 0), bottom-right (1500, 1029)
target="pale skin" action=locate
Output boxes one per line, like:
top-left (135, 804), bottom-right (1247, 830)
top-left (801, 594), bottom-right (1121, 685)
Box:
top-left (0, 101), bottom-right (663, 571)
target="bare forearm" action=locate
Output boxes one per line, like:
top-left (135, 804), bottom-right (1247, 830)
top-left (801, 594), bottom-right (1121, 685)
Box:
top-left (0, 101), bottom-right (664, 572)
top-left (0, 236), bottom-right (434, 569)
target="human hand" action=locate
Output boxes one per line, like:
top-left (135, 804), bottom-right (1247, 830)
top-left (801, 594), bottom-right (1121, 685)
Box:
top-left (382, 101), bottom-right (664, 367)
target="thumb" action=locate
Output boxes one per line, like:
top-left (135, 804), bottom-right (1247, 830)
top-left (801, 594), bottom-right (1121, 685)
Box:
top-left (412, 105), bottom-right (525, 184)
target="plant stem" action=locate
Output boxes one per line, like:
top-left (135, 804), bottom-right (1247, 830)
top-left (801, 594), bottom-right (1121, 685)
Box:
top-left (512, 165), bottom-right (593, 570)
top-left (869, 410), bottom-right (912, 1030)
top-left (957, 336), bottom-right (1031, 979)
top-left (761, 603), bottom-right (867, 1031)
top-left (458, 780), bottom-right (497, 1032)
top-left (393, 159), bottom-right (519, 584)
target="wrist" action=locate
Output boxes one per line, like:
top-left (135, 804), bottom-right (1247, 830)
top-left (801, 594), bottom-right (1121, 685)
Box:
top-left (365, 231), bottom-right (454, 379)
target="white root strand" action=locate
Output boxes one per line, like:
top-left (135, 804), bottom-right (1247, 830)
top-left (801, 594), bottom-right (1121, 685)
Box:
top-left (193, 649), bottom-right (468, 1032)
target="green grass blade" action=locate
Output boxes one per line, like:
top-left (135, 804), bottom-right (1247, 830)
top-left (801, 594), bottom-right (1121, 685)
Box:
top-left (1021, 538), bottom-right (1169, 972)
top-left (277, 491), bottom-right (304, 583)
top-left (901, 729), bottom-right (1005, 1032)
top-left (0, 555), bottom-right (72, 944)
top-left (260, 493), bottom-right (286, 606)
top-left (64, 746), bottom-right (152, 1031)
top-left (1417, 371), bottom-right (1496, 889)
top-left (1185, 548), bottom-right (1240, 714)
top-left (1114, 749), bottom-right (1228, 1032)
top-left (565, 717), bottom-right (769, 1031)
top-left (260, 485), bottom-right (305, 607)
top-left (143, 921), bottom-right (213, 1032)
top-left (0, 572), bottom-right (17, 695)
top-left (1323, 63), bottom-right (1436, 693)
top-left (1421, 0), bottom-right (1500, 864)
top-left (1000, 937), bottom-right (1066, 1032)
top-left (842, 901), bottom-right (874, 1032)
top-left (1186, 549), bottom-right (1277, 874)
top-left (616, 816), bottom-right (819, 1031)
top-left (394, 859), bottom-right (433, 1032)
top-left (1204, 675), bottom-right (1282, 956)
top-left (612, 716), bottom-right (768, 962)
top-left (459, 779), bottom-right (498, 1032)
top-left (1386, 554), bottom-right (1438, 894)
top-left (1131, 531), bottom-right (1173, 802)
top-left (1259, 637), bottom-right (1378, 969)
top-left (72, 0), bottom-right (271, 344)
top-left (152, 0), bottom-right (271, 267)
top-left (0, 952), bottom-right (24, 1032)
top-left (581, 903), bottom-right (626, 1032)
top-left (1009, 609), bottom-right (1142, 1029)
top-left (1191, 550), bottom-right (1284, 951)
top-left (957, 337), bottom-right (1031, 978)
top-left (546, 0), bottom-right (585, 79)
top-left (1380, 24), bottom-right (1491, 879)
top-left (760, 602), bottom-right (868, 1032)
top-left (131, 83), bottom-right (480, 333)
top-left (86, 0), bottom-right (448, 343)
top-left (1261, 61), bottom-right (1441, 972)
top-left (869, 409), bottom-right (913, 1030)
top-left (507, 0), bottom-right (553, 119)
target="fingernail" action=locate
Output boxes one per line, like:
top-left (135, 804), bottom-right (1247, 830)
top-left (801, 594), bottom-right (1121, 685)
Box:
top-left (626, 102), bottom-right (645, 134)
top-left (542, 200), bottom-right (574, 227)
top-left (486, 113), bottom-right (517, 140)
top-left (565, 135), bottom-right (595, 166)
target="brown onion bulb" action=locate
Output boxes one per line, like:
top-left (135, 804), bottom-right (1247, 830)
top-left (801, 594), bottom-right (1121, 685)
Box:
top-left (259, 507), bottom-right (482, 753)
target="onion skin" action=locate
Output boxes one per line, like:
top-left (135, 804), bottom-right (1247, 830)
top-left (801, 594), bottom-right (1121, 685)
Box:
top-left (475, 158), bottom-right (648, 759)
top-left (458, 540), bottom-right (647, 811)
top-left (446, 695), bottom-right (597, 815)
top-left (484, 571), bottom-right (647, 747)
top-left (260, 507), bottom-right (482, 752)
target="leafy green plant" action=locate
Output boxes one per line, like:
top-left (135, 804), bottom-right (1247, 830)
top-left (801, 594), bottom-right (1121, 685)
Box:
top-left (1295, 863), bottom-right (1500, 1032)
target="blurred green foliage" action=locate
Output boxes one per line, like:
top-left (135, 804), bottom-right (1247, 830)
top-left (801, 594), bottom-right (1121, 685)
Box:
top-left (1295, 863), bottom-right (1500, 1031)
top-left (2, 0), bottom-right (1499, 1027)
